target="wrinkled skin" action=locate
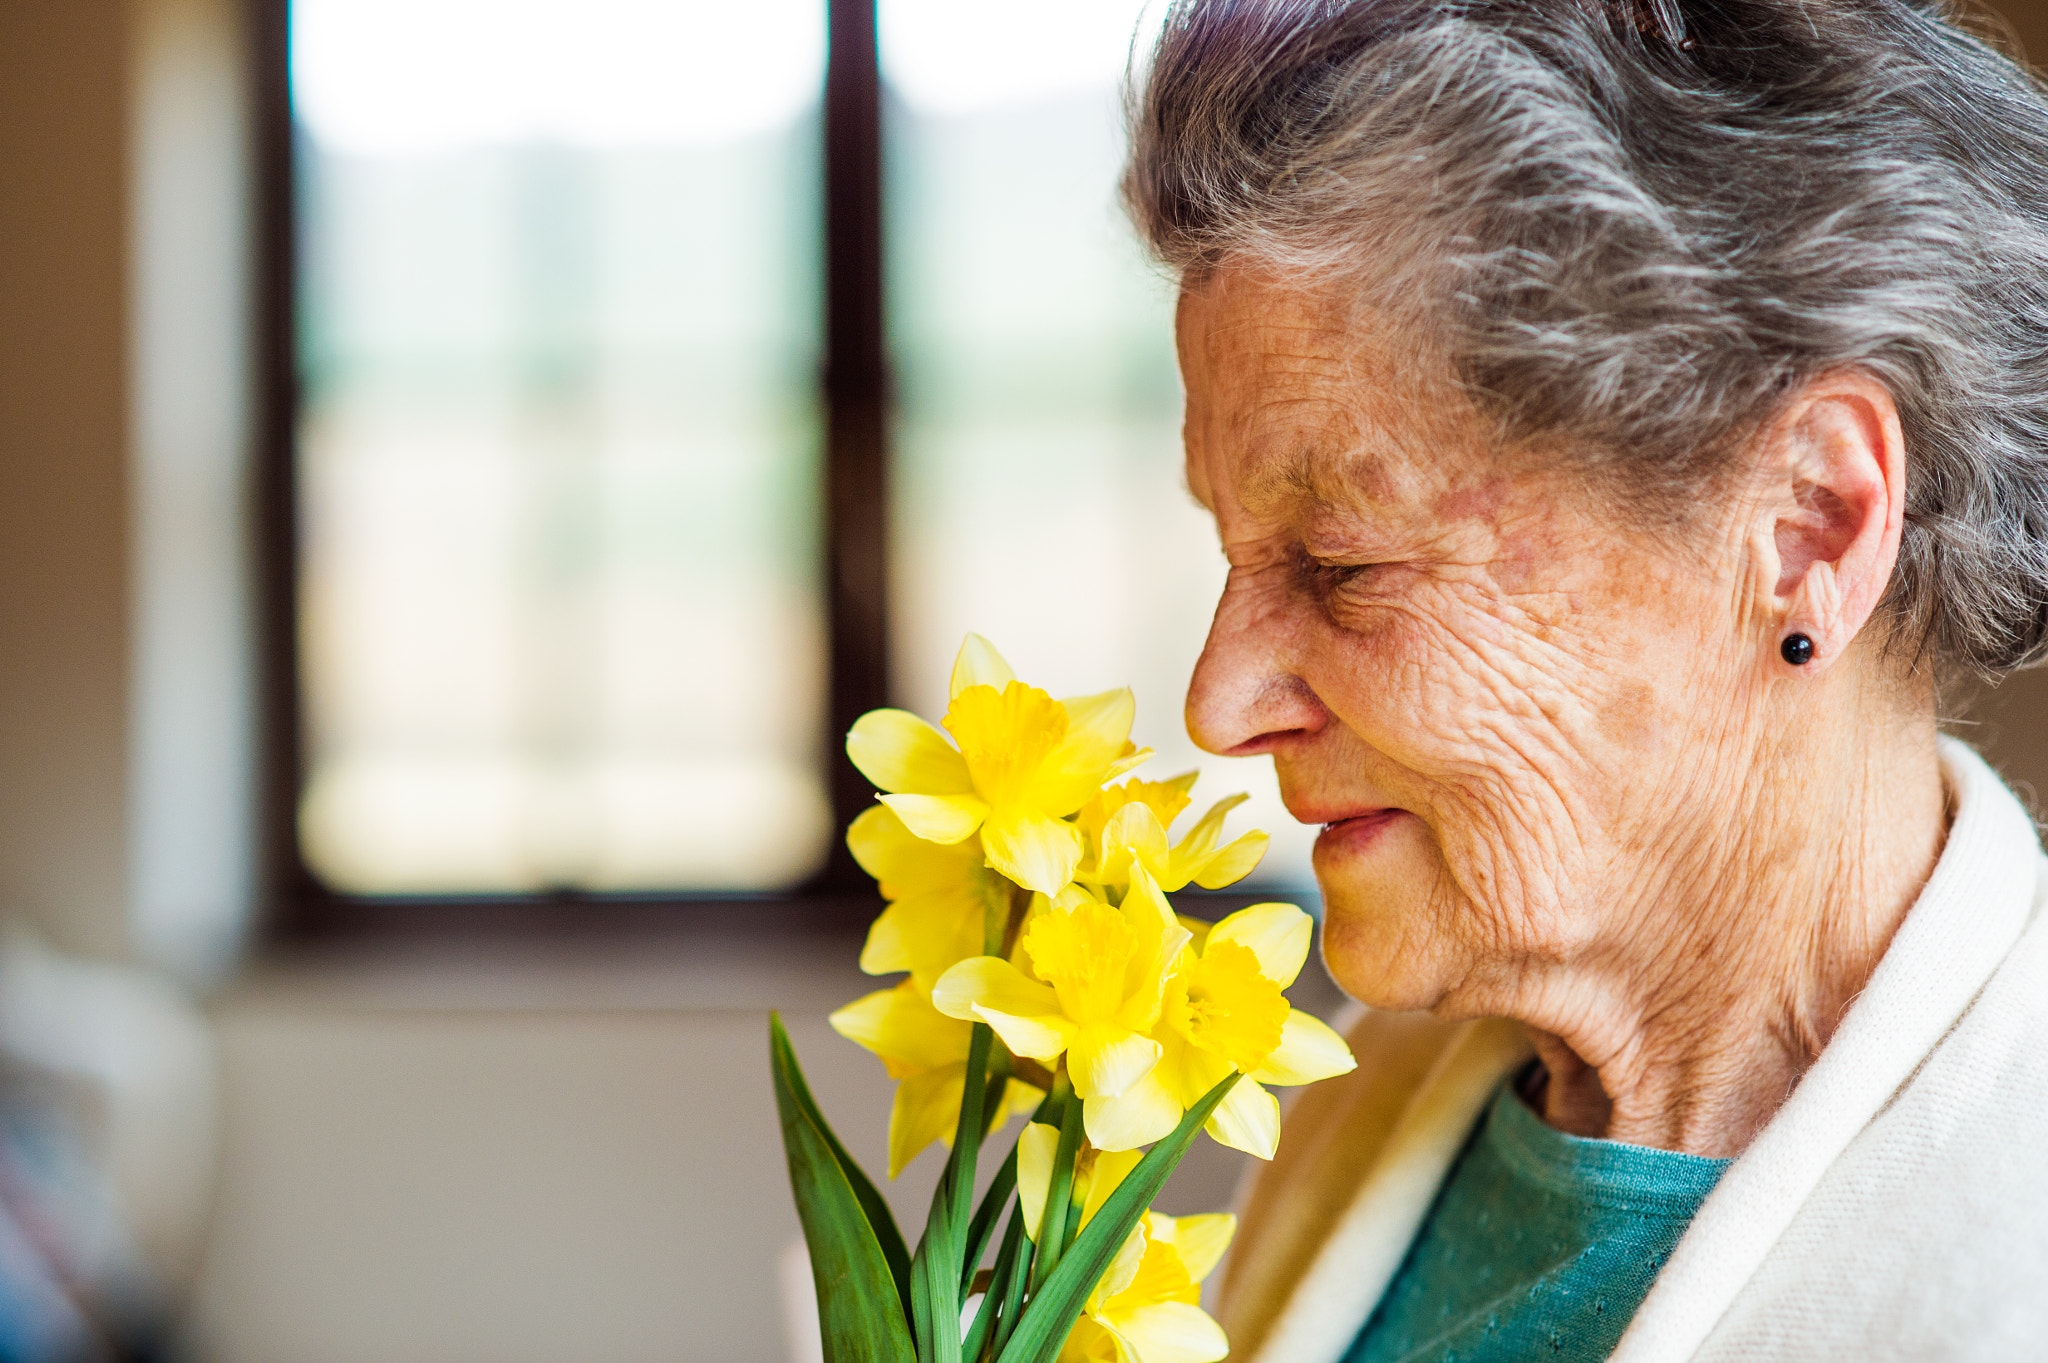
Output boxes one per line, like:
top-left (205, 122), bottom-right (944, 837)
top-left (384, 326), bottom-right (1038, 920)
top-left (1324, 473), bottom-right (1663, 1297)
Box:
top-left (1177, 267), bottom-right (1948, 1156)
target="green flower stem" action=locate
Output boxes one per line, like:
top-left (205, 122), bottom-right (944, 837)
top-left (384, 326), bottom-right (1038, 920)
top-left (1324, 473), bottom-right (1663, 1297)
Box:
top-left (963, 1202), bottom-right (1025, 1362)
top-left (912, 1021), bottom-right (994, 1363)
top-left (990, 1191), bottom-right (1034, 1358)
top-left (1028, 1068), bottom-right (1084, 1296)
top-left (998, 882), bottom-right (1033, 958)
top-left (1058, 1160), bottom-right (1088, 1259)
top-left (946, 1021), bottom-right (997, 1250)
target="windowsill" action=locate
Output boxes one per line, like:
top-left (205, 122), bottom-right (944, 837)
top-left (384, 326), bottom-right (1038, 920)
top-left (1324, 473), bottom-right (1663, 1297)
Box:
top-left (224, 921), bottom-right (872, 1015)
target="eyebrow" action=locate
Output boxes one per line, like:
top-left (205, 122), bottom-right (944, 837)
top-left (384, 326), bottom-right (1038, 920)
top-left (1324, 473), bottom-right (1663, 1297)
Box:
top-left (1239, 441), bottom-right (1390, 519)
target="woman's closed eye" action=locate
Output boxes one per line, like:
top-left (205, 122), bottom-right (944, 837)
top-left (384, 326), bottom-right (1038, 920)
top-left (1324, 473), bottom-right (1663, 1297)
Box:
top-left (1292, 545), bottom-right (1380, 598)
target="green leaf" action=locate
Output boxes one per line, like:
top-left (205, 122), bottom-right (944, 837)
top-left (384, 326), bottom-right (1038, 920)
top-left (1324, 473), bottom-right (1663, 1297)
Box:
top-left (994, 1073), bottom-right (1242, 1363)
top-left (769, 1014), bottom-right (911, 1314)
top-left (769, 1015), bottom-right (916, 1363)
top-left (910, 1021), bottom-right (993, 1363)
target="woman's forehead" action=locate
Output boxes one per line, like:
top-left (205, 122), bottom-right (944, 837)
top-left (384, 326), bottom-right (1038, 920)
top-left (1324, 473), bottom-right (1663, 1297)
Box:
top-left (1178, 274), bottom-right (1482, 518)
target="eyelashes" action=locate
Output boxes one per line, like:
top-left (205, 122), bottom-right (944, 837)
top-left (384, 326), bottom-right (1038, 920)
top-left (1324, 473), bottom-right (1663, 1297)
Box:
top-left (1290, 544), bottom-right (1378, 599)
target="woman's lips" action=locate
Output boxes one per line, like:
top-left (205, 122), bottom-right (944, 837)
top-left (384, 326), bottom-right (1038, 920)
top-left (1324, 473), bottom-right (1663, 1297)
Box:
top-left (1314, 808), bottom-right (1405, 851)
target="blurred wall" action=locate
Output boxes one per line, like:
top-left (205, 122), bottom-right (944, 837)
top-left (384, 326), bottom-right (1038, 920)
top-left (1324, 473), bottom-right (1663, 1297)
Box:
top-left (0, 0), bottom-right (134, 962)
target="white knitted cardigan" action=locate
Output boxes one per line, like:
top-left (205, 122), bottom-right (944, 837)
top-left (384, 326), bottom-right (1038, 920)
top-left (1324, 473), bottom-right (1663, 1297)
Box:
top-left (1221, 739), bottom-right (2048, 1363)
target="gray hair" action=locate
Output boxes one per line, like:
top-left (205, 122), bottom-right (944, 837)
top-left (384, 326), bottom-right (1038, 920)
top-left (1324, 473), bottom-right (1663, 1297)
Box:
top-left (1123, 0), bottom-right (2048, 677)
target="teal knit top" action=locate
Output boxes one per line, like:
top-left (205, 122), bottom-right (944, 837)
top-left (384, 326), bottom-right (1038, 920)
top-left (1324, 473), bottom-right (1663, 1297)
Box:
top-left (1343, 1073), bottom-right (1731, 1363)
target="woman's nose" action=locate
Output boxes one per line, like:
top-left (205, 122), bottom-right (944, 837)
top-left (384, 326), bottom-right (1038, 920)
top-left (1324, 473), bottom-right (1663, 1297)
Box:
top-left (1185, 572), bottom-right (1329, 756)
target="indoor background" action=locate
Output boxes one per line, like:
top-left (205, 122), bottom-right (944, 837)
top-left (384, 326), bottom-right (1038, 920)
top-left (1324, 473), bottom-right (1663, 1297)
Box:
top-left (0, 1), bottom-right (2044, 1360)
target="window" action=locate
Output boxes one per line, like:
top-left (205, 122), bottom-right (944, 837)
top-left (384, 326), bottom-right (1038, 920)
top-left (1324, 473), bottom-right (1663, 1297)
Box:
top-left (260, 0), bottom-right (1310, 934)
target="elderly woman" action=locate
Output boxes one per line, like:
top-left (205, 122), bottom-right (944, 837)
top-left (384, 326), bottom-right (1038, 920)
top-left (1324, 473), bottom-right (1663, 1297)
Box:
top-left (1120, 0), bottom-right (2048, 1359)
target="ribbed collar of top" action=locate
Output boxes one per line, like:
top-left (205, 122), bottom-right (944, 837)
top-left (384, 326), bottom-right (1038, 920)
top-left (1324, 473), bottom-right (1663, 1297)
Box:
top-left (1610, 737), bottom-right (2041, 1363)
top-left (1483, 1078), bottom-right (1730, 1215)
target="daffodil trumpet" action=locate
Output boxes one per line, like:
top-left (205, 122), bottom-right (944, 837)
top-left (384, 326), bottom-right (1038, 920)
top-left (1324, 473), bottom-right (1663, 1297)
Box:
top-left (776, 635), bottom-right (1357, 1363)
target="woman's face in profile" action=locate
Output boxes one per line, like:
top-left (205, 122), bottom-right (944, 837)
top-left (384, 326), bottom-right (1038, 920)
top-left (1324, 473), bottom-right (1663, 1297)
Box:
top-left (1176, 267), bottom-right (1767, 1016)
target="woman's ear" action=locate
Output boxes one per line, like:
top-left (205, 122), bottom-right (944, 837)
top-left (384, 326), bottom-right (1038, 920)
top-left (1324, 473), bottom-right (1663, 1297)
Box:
top-left (1750, 370), bottom-right (1906, 672)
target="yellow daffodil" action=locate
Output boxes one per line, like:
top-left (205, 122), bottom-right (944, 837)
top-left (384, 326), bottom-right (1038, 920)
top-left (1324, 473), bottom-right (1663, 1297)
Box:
top-left (931, 872), bottom-right (1189, 1149)
top-left (829, 979), bottom-right (1042, 1178)
top-left (1014, 1122), bottom-right (1233, 1363)
top-left (848, 805), bottom-right (1010, 990)
top-left (1085, 903), bottom-right (1358, 1159)
top-left (1073, 775), bottom-right (1197, 876)
top-left (1087, 784), bottom-right (1270, 894)
top-left (845, 635), bottom-right (1151, 894)
top-left (1058, 1207), bottom-right (1235, 1363)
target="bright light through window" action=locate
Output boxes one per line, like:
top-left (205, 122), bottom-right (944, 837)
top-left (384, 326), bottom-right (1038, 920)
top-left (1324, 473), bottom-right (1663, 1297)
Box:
top-left (879, 0), bottom-right (1163, 114)
top-left (881, 0), bottom-right (1317, 890)
top-left (293, 0), bottom-right (830, 894)
top-left (293, 0), bottom-right (826, 152)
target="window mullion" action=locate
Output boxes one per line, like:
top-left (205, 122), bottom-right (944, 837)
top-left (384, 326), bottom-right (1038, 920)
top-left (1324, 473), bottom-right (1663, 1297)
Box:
top-left (818, 0), bottom-right (890, 893)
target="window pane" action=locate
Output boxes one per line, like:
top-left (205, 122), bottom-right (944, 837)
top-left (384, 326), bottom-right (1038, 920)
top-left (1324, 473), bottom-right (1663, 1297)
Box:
top-left (292, 0), bottom-right (829, 894)
top-left (881, 0), bottom-right (1316, 888)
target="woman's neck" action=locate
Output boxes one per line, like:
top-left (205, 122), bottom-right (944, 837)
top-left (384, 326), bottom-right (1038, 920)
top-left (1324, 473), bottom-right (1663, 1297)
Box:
top-left (1518, 679), bottom-right (1950, 1158)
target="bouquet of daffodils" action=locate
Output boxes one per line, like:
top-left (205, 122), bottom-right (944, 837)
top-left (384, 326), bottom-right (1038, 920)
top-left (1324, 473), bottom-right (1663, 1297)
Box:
top-left (770, 636), bottom-right (1356, 1363)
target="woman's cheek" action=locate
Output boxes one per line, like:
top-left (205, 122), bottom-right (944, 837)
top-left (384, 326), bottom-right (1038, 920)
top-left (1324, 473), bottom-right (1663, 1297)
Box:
top-left (1323, 589), bottom-right (1512, 766)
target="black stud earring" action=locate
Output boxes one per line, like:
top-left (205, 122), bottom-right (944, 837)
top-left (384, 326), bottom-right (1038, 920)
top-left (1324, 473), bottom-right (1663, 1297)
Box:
top-left (1781, 633), bottom-right (1815, 666)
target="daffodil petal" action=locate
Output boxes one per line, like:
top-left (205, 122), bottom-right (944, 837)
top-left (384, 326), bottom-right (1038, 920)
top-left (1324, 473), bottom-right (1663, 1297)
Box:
top-left (1067, 1025), bottom-right (1163, 1100)
top-left (847, 803), bottom-right (990, 898)
top-left (975, 1006), bottom-right (1076, 1063)
top-left (1061, 1317), bottom-right (1127, 1363)
top-left (1204, 1076), bottom-right (1282, 1159)
top-left (1119, 863), bottom-right (1179, 934)
top-left (1099, 1301), bottom-right (1229, 1363)
top-left (1059, 688), bottom-right (1137, 763)
top-left (1084, 1071), bottom-right (1182, 1152)
top-left (829, 983), bottom-right (971, 1072)
top-left (1157, 1213), bottom-right (1235, 1284)
top-left (1249, 1009), bottom-right (1359, 1085)
top-left (1016, 1121), bottom-right (1060, 1240)
top-left (1175, 793), bottom-right (1248, 861)
top-left (859, 890), bottom-right (985, 988)
top-left (845, 804), bottom-right (905, 882)
top-left (949, 633), bottom-right (1017, 700)
top-left (1156, 1035), bottom-right (1236, 1109)
top-left (1095, 1223), bottom-right (1151, 1306)
top-left (1002, 1079), bottom-right (1046, 1122)
top-left (1208, 902), bottom-right (1313, 987)
top-left (1103, 803), bottom-right (1172, 885)
top-left (1188, 829), bottom-right (1269, 889)
top-left (890, 1065), bottom-right (966, 1179)
top-left (1079, 1147), bottom-right (1145, 1230)
top-left (847, 709), bottom-right (973, 794)
top-left (932, 954), bottom-right (1054, 1017)
top-left (1050, 883), bottom-right (1098, 913)
top-left (1036, 688), bottom-right (1138, 812)
top-left (1102, 746), bottom-right (1156, 782)
top-left (981, 806), bottom-right (1083, 895)
top-left (880, 792), bottom-right (990, 845)
top-left (1117, 874), bottom-right (1191, 1032)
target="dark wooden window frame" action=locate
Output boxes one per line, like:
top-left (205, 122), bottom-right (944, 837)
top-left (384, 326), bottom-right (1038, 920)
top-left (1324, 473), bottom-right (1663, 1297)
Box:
top-left (250, 0), bottom-right (1269, 942)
